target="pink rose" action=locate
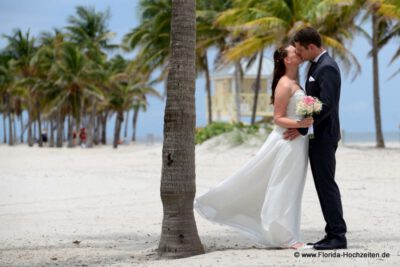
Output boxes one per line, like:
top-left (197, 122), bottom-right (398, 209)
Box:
top-left (304, 96), bottom-right (316, 105)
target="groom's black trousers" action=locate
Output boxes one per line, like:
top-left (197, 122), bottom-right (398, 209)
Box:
top-left (309, 140), bottom-right (347, 237)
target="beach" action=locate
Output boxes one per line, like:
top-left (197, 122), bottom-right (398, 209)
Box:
top-left (0, 140), bottom-right (399, 266)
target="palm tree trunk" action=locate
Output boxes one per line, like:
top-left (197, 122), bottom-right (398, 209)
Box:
top-left (113, 111), bottom-right (123, 148)
top-left (372, 11), bottom-right (385, 148)
top-left (50, 115), bottom-right (55, 147)
top-left (63, 119), bottom-right (67, 143)
top-left (86, 98), bottom-right (97, 148)
top-left (234, 60), bottom-right (242, 122)
top-left (2, 112), bottom-right (6, 144)
top-left (251, 50), bottom-right (264, 125)
top-left (158, 0), bottom-right (204, 259)
top-left (28, 107), bottom-right (34, 147)
top-left (204, 53), bottom-right (212, 124)
top-left (101, 110), bottom-right (108, 145)
top-left (124, 110), bottom-right (129, 140)
top-left (94, 114), bottom-right (100, 145)
top-left (76, 119), bottom-right (81, 146)
top-left (12, 113), bottom-right (17, 144)
top-left (8, 112), bottom-right (13, 146)
top-left (33, 121), bottom-right (37, 140)
top-left (132, 107), bottom-right (139, 142)
top-left (56, 107), bottom-right (63, 147)
top-left (19, 114), bottom-right (24, 143)
top-left (68, 115), bottom-right (75, 148)
top-left (37, 110), bottom-right (43, 147)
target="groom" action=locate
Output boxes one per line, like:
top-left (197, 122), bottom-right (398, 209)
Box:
top-left (283, 27), bottom-right (347, 250)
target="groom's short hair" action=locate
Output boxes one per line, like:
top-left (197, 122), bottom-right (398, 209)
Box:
top-left (292, 27), bottom-right (322, 48)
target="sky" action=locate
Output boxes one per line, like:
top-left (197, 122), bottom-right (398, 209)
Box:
top-left (0, 0), bottom-right (399, 142)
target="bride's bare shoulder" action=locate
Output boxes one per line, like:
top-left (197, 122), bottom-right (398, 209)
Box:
top-left (276, 77), bottom-right (296, 96)
top-left (276, 77), bottom-right (291, 92)
top-left (277, 76), bottom-right (291, 86)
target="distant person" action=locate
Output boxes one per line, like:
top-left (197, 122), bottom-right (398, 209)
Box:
top-left (72, 129), bottom-right (77, 146)
top-left (79, 128), bottom-right (87, 148)
top-left (41, 129), bottom-right (48, 143)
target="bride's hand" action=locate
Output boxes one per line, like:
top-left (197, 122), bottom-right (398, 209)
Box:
top-left (297, 117), bottom-right (314, 128)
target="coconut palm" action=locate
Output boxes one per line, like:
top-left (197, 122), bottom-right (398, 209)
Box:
top-left (124, 0), bottom-right (165, 77)
top-left (196, 0), bottom-right (233, 124)
top-left (124, 0), bottom-right (233, 125)
top-left (131, 98), bottom-right (147, 142)
top-left (363, 0), bottom-right (400, 148)
top-left (3, 29), bottom-right (38, 146)
top-left (64, 5), bottom-right (118, 146)
top-left (250, 49), bottom-right (264, 125)
top-left (66, 5), bottom-right (117, 60)
top-left (216, 0), bottom-right (362, 71)
top-left (158, 0), bottom-right (205, 259)
top-left (123, 0), bottom-right (171, 81)
top-left (214, 0), bottom-right (365, 124)
top-left (0, 52), bottom-right (15, 145)
top-left (376, 5), bottom-right (400, 73)
top-left (99, 55), bottom-right (161, 148)
top-left (36, 30), bottom-right (67, 147)
top-left (46, 42), bottom-right (103, 147)
top-left (381, 21), bottom-right (400, 78)
top-left (25, 32), bottom-right (65, 147)
top-left (104, 55), bottom-right (132, 148)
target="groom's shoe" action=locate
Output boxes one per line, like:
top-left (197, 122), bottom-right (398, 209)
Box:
top-left (313, 236), bottom-right (347, 250)
top-left (306, 235), bottom-right (330, 246)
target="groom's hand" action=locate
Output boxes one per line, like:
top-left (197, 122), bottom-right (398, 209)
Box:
top-left (283, 128), bottom-right (301, 141)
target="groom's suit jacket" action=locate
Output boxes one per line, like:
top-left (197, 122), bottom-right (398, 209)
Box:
top-left (306, 52), bottom-right (341, 143)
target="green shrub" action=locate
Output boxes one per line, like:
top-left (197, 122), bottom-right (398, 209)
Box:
top-left (195, 121), bottom-right (273, 145)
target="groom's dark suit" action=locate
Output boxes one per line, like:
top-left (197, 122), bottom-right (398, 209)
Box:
top-left (305, 52), bottom-right (347, 238)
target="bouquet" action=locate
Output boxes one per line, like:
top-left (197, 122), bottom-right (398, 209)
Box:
top-left (296, 96), bottom-right (323, 138)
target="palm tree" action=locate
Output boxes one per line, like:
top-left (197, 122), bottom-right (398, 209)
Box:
top-left (370, 1), bottom-right (386, 148)
top-left (250, 49), bottom-right (264, 125)
top-left (66, 6), bottom-right (117, 59)
top-left (3, 29), bottom-right (37, 146)
top-left (103, 56), bottom-right (132, 148)
top-left (124, 0), bottom-right (233, 125)
top-left (36, 30), bottom-right (67, 147)
top-left (380, 2), bottom-right (400, 79)
top-left (47, 42), bottom-right (102, 147)
top-left (365, 0), bottom-right (400, 148)
top-left (196, 0), bottom-right (233, 124)
top-left (131, 98), bottom-right (147, 142)
top-left (158, 0), bottom-right (204, 259)
top-left (123, 0), bottom-right (171, 81)
top-left (381, 21), bottom-right (400, 78)
top-left (65, 5), bottom-right (117, 146)
top-left (214, 0), bottom-right (365, 124)
top-left (27, 33), bottom-right (65, 148)
top-left (217, 0), bottom-right (362, 65)
top-left (102, 55), bottom-right (160, 148)
top-left (0, 52), bottom-right (15, 145)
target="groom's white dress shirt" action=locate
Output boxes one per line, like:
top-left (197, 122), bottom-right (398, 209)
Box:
top-left (312, 50), bottom-right (327, 63)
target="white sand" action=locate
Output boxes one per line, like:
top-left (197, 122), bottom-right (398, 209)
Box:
top-left (0, 140), bottom-right (399, 266)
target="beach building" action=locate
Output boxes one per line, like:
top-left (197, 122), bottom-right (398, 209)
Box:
top-left (207, 56), bottom-right (274, 123)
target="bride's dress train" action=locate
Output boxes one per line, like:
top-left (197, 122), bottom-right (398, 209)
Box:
top-left (194, 90), bottom-right (309, 248)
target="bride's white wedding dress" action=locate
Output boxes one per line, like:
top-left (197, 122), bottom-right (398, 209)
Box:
top-left (194, 89), bottom-right (309, 248)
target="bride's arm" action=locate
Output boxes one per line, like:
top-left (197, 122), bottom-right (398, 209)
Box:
top-left (273, 81), bottom-right (313, 129)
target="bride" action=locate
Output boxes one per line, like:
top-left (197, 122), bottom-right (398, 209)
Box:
top-left (194, 44), bottom-right (313, 249)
